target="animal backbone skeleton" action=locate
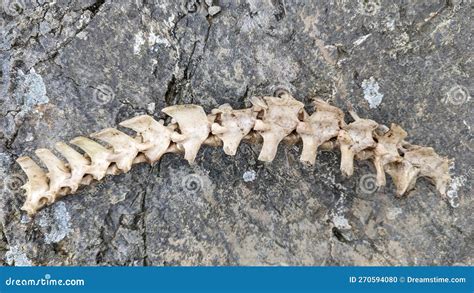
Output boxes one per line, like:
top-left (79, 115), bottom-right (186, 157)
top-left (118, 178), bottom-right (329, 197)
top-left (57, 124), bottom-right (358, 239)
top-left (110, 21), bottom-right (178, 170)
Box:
top-left (16, 92), bottom-right (451, 215)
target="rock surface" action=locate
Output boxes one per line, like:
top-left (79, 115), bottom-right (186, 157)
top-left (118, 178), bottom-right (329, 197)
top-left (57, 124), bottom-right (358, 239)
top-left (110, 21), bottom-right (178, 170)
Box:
top-left (0, 0), bottom-right (472, 266)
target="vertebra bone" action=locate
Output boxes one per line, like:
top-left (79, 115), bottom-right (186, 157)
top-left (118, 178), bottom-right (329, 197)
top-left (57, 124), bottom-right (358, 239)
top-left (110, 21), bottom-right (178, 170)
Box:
top-left (16, 93), bottom-right (452, 215)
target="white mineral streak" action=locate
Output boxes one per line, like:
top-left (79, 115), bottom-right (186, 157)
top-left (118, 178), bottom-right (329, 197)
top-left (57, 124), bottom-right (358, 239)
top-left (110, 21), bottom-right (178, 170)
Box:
top-left (362, 77), bottom-right (384, 109)
top-left (243, 170), bottom-right (257, 182)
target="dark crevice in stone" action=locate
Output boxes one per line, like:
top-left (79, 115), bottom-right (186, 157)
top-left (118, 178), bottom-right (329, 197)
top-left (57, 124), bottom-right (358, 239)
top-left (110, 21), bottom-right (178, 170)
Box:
top-left (271, 0), bottom-right (286, 21)
top-left (85, 0), bottom-right (106, 16)
top-left (141, 187), bottom-right (149, 266)
top-left (164, 75), bottom-right (177, 107)
top-left (238, 85), bottom-right (249, 107)
top-left (332, 227), bottom-right (349, 243)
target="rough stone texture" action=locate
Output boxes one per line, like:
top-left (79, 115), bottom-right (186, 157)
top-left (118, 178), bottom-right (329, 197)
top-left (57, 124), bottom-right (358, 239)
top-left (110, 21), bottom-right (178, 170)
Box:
top-left (0, 0), bottom-right (472, 266)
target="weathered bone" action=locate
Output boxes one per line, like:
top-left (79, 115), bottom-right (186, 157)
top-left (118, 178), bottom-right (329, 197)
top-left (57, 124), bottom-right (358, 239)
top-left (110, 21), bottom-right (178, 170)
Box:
top-left (70, 137), bottom-right (113, 180)
top-left (211, 104), bottom-right (258, 155)
top-left (54, 142), bottom-right (91, 193)
top-left (119, 115), bottom-right (174, 164)
top-left (90, 128), bottom-right (151, 172)
top-left (252, 93), bottom-right (304, 161)
top-left (296, 99), bottom-right (344, 164)
top-left (385, 160), bottom-right (420, 196)
top-left (338, 111), bottom-right (378, 176)
top-left (16, 156), bottom-right (51, 215)
top-left (35, 148), bottom-right (71, 200)
top-left (15, 94), bottom-right (452, 215)
top-left (356, 123), bottom-right (407, 187)
top-left (403, 145), bottom-right (451, 196)
top-left (162, 105), bottom-right (211, 164)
